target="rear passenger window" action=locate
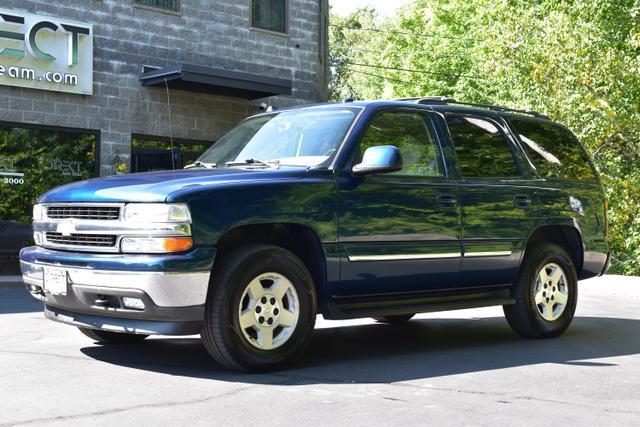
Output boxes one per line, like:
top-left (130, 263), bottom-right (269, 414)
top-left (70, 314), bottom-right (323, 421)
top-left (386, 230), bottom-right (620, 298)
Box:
top-left (510, 118), bottom-right (596, 180)
top-left (359, 111), bottom-right (444, 177)
top-left (445, 115), bottom-right (520, 179)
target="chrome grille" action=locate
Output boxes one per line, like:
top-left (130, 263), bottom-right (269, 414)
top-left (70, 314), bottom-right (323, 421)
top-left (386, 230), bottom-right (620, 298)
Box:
top-left (45, 232), bottom-right (117, 247)
top-left (46, 206), bottom-right (120, 220)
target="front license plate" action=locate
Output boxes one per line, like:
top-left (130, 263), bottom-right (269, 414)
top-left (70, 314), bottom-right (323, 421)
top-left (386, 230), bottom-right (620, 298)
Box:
top-left (43, 268), bottom-right (68, 295)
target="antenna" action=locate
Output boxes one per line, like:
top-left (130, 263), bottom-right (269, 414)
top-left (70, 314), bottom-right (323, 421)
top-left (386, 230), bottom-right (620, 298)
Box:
top-left (164, 78), bottom-right (176, 170)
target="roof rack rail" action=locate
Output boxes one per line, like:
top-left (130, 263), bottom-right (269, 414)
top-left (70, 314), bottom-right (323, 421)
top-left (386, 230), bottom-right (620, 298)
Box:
top-left (399, 96), bottom-right (549, 119)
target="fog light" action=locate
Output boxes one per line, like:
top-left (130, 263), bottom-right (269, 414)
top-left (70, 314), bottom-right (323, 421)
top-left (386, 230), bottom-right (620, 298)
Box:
top-left (33, 231), bottom-right (43, 246)
top-left (122, 297), bottom-right (145, 311)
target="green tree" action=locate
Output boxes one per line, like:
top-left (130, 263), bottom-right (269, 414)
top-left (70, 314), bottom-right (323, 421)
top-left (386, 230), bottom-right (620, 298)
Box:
top-left (330, 0), bottom-right (640, 274)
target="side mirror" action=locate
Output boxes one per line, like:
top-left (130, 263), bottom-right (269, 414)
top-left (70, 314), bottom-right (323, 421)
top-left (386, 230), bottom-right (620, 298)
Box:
top-left (352, 145), bottom-right (403, 176)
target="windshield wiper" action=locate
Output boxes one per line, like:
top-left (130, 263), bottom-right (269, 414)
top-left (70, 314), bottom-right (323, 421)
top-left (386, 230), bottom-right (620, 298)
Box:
top-left (184, 161), bottom-right (216, 170)
top-left (225, 158), bottom-right (280, 168)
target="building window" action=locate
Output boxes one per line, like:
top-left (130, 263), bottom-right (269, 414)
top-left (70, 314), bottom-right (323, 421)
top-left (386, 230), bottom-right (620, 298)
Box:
top-left (252, 0), bottom-right (288, 34)
top-left (131, 136), bottom-right (210, 173)
top-left (134, 0), bottom-right (179, 12)
top-left (0, 125), bottom-right (97, 274)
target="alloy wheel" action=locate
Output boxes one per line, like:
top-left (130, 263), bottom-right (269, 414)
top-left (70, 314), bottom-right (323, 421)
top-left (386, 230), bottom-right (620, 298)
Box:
top-left (534, 263), bottom-right (569, 321)
top-left (238, 272), bottom-right (300, 350)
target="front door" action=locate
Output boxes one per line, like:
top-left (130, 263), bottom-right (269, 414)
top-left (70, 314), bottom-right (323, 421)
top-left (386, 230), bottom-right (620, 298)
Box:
top-left (336, 109), bottom-right (462, 298)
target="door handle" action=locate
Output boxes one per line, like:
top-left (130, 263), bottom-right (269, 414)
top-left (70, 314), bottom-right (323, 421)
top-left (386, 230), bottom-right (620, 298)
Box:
top-left (437, 194), bottom-right (457, 209)
top-left (514, 194), bottom-right (532, 209)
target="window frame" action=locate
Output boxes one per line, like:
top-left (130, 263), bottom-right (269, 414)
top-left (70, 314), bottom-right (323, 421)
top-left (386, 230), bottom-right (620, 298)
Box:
top-left (444, 113), bottom-right (525, 181)
top-left (133, 0), bottom-right (180, 15)
top-left (351, 108), bottom-right (449, 180)
top-left (250, 0), bottom-right (290, 36)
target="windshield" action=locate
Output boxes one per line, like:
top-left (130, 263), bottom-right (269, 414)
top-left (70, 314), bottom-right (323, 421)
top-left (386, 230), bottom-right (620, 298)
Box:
top-left (196, 107), bottom-right (361, 167)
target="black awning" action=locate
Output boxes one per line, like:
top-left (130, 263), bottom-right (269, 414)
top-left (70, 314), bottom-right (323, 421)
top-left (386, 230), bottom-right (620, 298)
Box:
top-left (139, 63), bottom-right (292, 100)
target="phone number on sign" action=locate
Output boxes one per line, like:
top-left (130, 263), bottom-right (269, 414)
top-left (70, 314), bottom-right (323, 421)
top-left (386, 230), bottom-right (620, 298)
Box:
top-left (2, 177), bottom-right (24, 185)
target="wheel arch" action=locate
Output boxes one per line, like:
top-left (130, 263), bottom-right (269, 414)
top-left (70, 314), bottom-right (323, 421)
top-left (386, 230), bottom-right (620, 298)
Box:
top-left (211, 222), bottom-right (328, 310)
top-left (521, 224), bottom-right (584, 277)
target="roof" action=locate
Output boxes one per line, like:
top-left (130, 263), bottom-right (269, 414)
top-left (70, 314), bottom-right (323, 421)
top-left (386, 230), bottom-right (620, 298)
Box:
top-left (272, 98), bottom-right (550, 121)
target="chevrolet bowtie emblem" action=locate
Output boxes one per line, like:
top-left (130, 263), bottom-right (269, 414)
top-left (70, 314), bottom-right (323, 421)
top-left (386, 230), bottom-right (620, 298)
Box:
top-left (56, 221), bottom-right (76, 237)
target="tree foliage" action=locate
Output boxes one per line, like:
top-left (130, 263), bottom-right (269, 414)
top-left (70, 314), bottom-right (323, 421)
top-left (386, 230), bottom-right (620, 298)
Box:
top-left (330, 0), bottom-right (640, 274)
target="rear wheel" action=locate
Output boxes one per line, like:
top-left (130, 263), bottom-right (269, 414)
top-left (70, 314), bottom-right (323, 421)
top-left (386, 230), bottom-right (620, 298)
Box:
top-left (373, 314), bottom-right (415, 324)
top-left (78, 328), bottom-right (148, 344)
top-left (201, 244), bottom-right (317, 372)
top-left (504, 243), bottom-right (577, 338)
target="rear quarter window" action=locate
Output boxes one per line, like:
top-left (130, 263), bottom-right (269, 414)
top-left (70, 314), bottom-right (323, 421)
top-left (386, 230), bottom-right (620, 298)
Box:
top-left (510, 118), bottom-right (596, 180)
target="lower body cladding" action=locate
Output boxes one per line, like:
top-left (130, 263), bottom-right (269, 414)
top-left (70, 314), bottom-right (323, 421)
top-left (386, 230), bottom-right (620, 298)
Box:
top-left (20, 246), bottom-right (215, 335)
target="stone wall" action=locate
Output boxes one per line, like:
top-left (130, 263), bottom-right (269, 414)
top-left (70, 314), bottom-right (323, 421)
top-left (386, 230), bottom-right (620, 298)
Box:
top-left (0, 0), bottom-right (328, 175)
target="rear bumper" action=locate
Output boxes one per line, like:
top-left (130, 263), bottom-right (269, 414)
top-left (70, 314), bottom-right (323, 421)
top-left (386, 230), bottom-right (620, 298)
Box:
top-left (601, 251), bottom-right (612, 276)
top-left (580, 240), bottom-right (610, 280)
top-left (19, 246), bottom-right (215, 335)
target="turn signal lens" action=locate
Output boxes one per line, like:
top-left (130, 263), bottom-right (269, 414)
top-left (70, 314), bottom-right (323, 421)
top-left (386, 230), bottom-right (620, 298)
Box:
top-left (163, 237), bottom-right (193, 252)
top-left (121, 237), bottom-right (193, 253)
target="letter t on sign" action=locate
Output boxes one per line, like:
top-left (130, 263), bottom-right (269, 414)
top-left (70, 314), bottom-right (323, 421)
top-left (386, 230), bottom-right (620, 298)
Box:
top-left (61, 24), bottom-right (90, 66)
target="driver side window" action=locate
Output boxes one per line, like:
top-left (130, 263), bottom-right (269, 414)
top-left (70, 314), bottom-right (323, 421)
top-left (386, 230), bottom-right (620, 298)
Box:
top-left (359, 111), bottom-right (444, 177)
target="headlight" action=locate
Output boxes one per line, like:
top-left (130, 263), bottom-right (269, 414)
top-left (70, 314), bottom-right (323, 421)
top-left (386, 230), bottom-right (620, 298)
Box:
top-left (123, 203), bottom-right (191, 223)
top-left (121, 236), bottom-right (193, 253)
top-left (33, 204), bottom-right (44, 222)
top-left (33, 231), bottom-right (43, 246)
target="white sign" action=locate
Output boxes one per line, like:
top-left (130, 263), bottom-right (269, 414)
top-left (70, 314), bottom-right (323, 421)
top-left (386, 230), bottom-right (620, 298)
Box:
top-left (0, 8), bottom-right (93, 95)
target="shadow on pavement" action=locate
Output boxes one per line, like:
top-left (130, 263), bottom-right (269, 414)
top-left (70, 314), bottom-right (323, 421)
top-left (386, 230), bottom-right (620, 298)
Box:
top-left (80, 315), bottom-right (640, 384)
top-left (0, 288), bottom-right (43, 314)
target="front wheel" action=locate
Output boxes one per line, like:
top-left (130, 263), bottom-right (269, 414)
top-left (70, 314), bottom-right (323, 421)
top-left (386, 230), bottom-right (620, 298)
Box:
top-left (504, 243), bottom-right (578, 338)
top-left (78, 328), bottom-right (148, 344)
top-left (201, 244), bottom-right (317, 372)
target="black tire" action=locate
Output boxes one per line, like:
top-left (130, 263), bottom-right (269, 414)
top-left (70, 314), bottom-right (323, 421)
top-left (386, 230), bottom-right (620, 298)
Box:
top-left (504, 243), bottom-right (578, 339)
top-left (373, 314), bottom-right (415, 324)
top-left (201, 244), bottom-right (317, 372)
top-left (78, 327), bottom-right (148, 344)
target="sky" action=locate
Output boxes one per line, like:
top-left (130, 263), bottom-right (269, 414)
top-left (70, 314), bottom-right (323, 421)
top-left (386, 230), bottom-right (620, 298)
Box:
top-left (330, 0), bottom-right (412, 18)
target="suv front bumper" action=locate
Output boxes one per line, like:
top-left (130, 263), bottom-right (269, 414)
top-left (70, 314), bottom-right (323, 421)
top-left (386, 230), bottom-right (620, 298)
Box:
top-left (19, 246), bottom-right (216, 335)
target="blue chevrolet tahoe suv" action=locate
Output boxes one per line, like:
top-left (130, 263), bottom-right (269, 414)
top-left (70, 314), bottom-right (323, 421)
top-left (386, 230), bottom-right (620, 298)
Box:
top-left (20, 97), bottom-right (610, 371)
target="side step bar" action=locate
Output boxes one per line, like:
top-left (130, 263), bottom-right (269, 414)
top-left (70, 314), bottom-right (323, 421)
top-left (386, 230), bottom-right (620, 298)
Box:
top-left (326, 288), bottom-right (515, 320)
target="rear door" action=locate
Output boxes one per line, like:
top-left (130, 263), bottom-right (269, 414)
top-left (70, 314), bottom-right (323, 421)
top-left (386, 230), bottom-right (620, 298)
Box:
top-left (444, 113), bottom-right (539, 287)
top-left (337, 108), bottom-right (462, 298)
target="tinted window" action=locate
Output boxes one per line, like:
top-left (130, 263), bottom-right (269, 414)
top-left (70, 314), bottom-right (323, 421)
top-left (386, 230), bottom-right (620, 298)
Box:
top-left (446, 115), bottom-right (520, 178)
top-left (252, 0), bottom-right (287, 33)
top-left (359, 111), bottom-right (444, 177)
top-left (131, 137), bottom-right (209, 172)
top-left (510, 119), bottom-right (596, 180)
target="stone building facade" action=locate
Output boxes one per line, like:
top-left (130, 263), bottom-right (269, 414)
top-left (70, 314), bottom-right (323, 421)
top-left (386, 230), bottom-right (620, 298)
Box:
top-left (0, 0), bottom-right (329, 273)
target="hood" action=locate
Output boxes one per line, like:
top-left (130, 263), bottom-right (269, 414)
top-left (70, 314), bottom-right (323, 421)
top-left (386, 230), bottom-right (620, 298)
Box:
top-left (39, 167), bottom-right (308, 203)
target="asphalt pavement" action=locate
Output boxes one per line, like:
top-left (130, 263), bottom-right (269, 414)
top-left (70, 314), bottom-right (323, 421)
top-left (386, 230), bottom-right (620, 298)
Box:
top-left (0, 275), bottom-right (638, 426)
